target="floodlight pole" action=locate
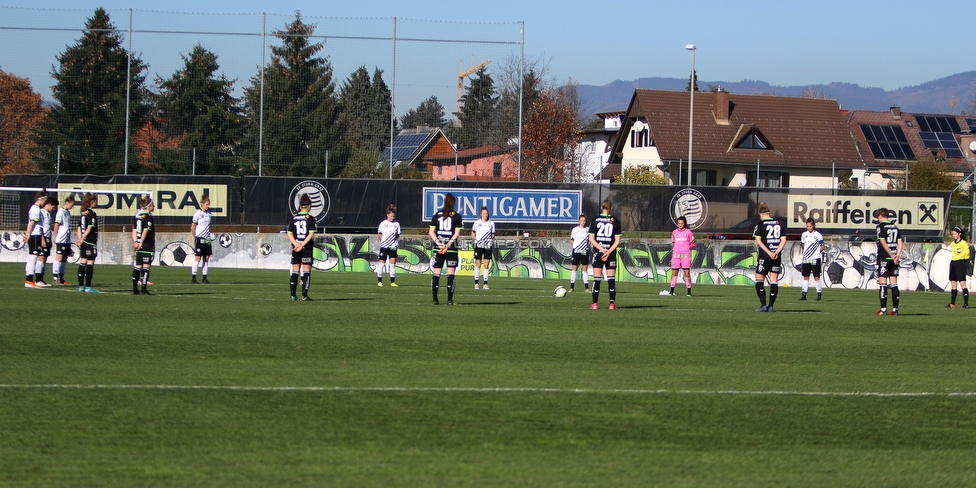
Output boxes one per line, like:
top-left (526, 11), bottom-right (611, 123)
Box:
top-left (685, 44), bottom-right (696, 187)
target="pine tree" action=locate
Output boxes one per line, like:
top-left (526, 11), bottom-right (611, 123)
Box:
top-left (154, 44), bottom-right (244, 174)
top-left (400, 96), bottom-right (445, 130)
top-left (34, 8), bottom-right (150, 175)
top-left (242, 12), bottom-right (346, 176)
top-left (339, 66), bottom-right (392, 152)
top-left (456, 67), bottom-right (498, 150)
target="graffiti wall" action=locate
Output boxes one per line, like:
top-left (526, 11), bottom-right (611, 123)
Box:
top-left (0, 231), bottom-right (968, 291)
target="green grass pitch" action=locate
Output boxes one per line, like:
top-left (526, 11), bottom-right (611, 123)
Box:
top-left (2, 263), bottom-right (976, 486)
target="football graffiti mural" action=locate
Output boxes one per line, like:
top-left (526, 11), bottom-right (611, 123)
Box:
top-left (1, 232), bottom-right (970, 291)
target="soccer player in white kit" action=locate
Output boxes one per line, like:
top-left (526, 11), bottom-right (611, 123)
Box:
top-left (24, 191), bottom-right (47, 288)
top-left (52, 195), bottom-right (76, 285)
top-left (798, 218), bottom-right (824, 301)
top-left (190, 195), bottom-right (213, 284)
top-left (471, 206), bottom-right (495, 290)
top-left (376, 204), bottom-right (401, 287)
top-left (569, 215), bottom-right (590, 292)
top-left (35, 197), bottom-right (56, 287)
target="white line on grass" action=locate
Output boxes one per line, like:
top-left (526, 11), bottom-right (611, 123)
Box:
top-left (1, 384), bottom-right (975, 398)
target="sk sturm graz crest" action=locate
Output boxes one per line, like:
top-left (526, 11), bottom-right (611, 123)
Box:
top-left (670, 188), bottom-right (708, 229)
top-left (288, 181), bottom-right (331, 224)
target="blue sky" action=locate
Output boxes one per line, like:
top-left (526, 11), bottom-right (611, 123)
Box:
top-left (1, 0), bottom-right (970, 112)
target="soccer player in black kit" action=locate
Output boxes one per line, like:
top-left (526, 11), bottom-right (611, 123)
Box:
top-left (428, 193), bottom-right (462, 305)
top-left (875, 208), bottom-right (904, 315)
top-left (752, 202), bottom-right (786, 312)
top-left (132, 196), bottom-right (156, 295)
top-left (588, 198), bottom-right (622, 310)
top-left (288, 194), bottom-right (317, 301)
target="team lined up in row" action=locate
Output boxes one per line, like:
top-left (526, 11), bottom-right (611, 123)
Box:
top-left (22, 190), bottom-right (215, 294)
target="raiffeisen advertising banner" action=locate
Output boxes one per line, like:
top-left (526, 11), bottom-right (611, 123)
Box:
top-left (788, 194), bottom-right (946, 231)
top-left (423, 188), bottom-right (583, 224)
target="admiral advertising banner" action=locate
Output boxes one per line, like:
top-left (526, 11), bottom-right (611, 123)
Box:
top-left (4, 175), bottom-right (241, 225)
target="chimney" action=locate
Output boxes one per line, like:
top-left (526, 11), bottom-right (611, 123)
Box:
top-left (890, 106), bottom-right (901, 119)
top-left (714, 88), bottom-right (731, 125)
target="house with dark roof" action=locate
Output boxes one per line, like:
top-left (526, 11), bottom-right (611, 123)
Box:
top-left (380, 128), bottom-right (455, 174)
top-left (845, 108), bottom-right (976, 189)
top-left (606, 89), bottom-right (864, 188)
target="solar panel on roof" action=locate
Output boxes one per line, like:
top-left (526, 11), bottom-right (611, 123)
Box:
top-left (966, 118), bottom-right (976, 132)
top-left (916, 115), bottom-right (961, 133)
top-left (917, 131), bottom-right (964, 158)
top-left (859, 124), bottom-right (915, 160)
top-left (383, 132), bottom-right (433, 161)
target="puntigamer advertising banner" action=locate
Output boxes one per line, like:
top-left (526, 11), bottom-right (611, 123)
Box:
top-left (788, 194), bottom-right (945, 231)
top-left (422, 188), bottom-right (583, 224)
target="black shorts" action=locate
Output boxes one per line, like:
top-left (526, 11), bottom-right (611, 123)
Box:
top-left (27, 235), bottom-right (43, 255)
top-left (291, 246), bottom-right (313, 265)
top-left (473, 247), bottom-right (492, 260)
top-left (80, 243), bottom-right (97, 261)
top-left (801, 259), bottom-right (822, 278)
top-left (194, 237), bottom-right (213, 257)
top-left (378, 247), bottom-right (398, 261)
top-left (41, 241), bottom-right (52, 257)
top-left (949, 260), bottom-right (968, 282)
top-left (56, 243), bottom-right (73, 257)
top-left (432, 251), bottom-right (459, 270)
top-left (571, 252), bottom-right (590, 266)
top-left (135, 252), bottom-right (155, 266)
top-left (592, 249), bottom-right (618, 270)
top-left (877, 259), bottom-right (899, 278)
top-left (755, 252), bottom-right (782, 276)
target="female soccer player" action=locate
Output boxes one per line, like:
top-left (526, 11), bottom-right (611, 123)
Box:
top-left (429, 193), bottom-right (462, 305)
top-left (947, 225), bottom-right (970, 308)
top-left (190, 194), bottom-right (213, 284)
top-left (668, 216), bottom-right (695, 296)
top-left (753, 202), bottom-right (785, 312)
top-left (75, 193), bottom-right (99, 293)
top-left (52, 195), bottom-right (75, 285)
top-left (24, 191), bottom-right (47, 288)
top-left (376, 204), bottom-right (401, 287)
top-left (875, 208), bottom-right (903, 316)
top-left (288, 194), bottom-right (317, 301)
top-left (799, 218), bottom-right (825, 301)
top-left (132, 195), bottom-right (156, 295)
top-left (589, 198), bottom-right (621, 310)
top-left (471, 206), bottom-right (495, 290)
top-left (569, 214), bottom-right (590, 292)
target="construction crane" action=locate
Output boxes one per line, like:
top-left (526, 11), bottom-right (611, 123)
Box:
top-left (456, 56), bottom-right (491, 126)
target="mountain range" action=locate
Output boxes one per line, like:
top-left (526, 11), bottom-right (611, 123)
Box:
top-left (579, 71), bottom-right (976, 116)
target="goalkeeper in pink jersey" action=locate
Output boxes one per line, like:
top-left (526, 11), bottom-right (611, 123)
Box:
top-left (667, 216), bottom-right (696, 296)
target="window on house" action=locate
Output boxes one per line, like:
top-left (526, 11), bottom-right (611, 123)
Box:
top-left (630, 121), bottom-right (650, 148)
top-left (493, 162), bottom-right (502, 177)
top-left (747, 171), bottom-right (789, 188)
top-left (692, 169), bottom-right (717, 186)
top-left (735, 129), bottom-right (771, 150)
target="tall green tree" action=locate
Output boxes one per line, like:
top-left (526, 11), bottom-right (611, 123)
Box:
top-left (339, 66), bottom-right (393, 152)
top-left (154, 45), bottom-right (244, 174)
top-left (242, 12), bottom-right (346, 176)
top-left (34, 8), bottom-right (151, 175)
top-left (400, 96), bottom-right (445, 130)
top-left (456, 67), bottom-right (497, 150)
top-left (496, 68), bottom-right (544, 149)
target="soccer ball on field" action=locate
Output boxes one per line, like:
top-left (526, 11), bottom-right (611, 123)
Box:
top-left (554, 286), bottom-right (568, 297)
top-left (659, 289), bottom-right (671, 296)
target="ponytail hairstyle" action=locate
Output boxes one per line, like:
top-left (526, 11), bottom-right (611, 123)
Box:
top-left (442, 193), bottom-right (455, 214)
top-left (757, 202), bottom-right (770, 215)
top-left (387, 204), bottom-right (397, 216)
top-left (81, 193), bottom-right (94, 212)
